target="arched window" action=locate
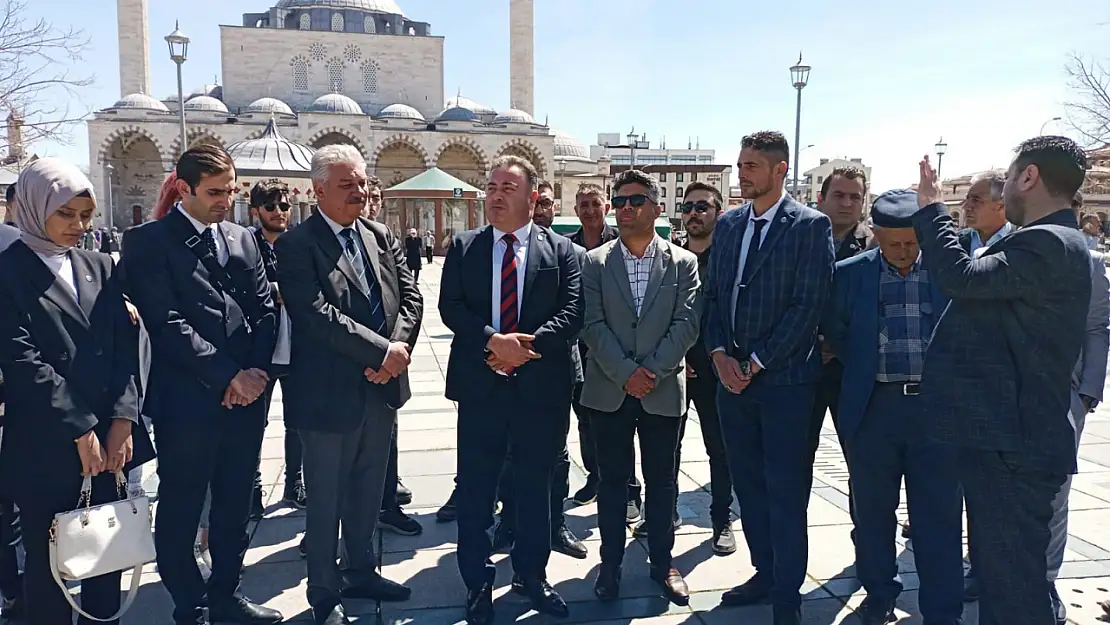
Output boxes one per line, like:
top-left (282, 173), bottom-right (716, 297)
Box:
top-left (363, 16), bottom-right (376, 33)
top-left (290, 55), bottom-right (309, 93)
top-left (326, 57), bottom-right (344, 92)
top-left (331, 12), bottom-right (344, 32)
top-left (298, 13), bottom-right (310, 30)
top-left (360, 59), bottom-right (379, 94)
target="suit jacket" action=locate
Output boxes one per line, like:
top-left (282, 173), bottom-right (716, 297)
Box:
top-left (580, 238), bottom-right (700, 416)
top-left (253, 227), bottom-right (281, 306)
top-left (821, 248), bottom-right (948, 441)
top-left (912, 203), bottom-right (1091, 474)
top-left (404, 236), bottom-right (423, 270)
top-left (705, 196), bottom-right (835, 385)
top-left (439, 224), bottom-right (582, 407)
top-left (275, 213), bottom-right (422, 430)
top-left (835, 223), bottom-right (875, 262)
top-left (0, 242), bottom-right (155, 497)
top-left (556, 232), bottom-right (587, 384)
top-left (1075, 253), bottom-right (1110, 402)
top-left (121, 209), bottom-right (278, 423)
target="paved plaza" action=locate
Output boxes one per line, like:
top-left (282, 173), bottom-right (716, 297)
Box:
top-left (112, 261), bottom-right (1110, 624)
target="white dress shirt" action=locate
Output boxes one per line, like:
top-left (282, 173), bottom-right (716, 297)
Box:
top-left (35, 250), bottom-right (77, 300)
top-left (177, 204), bottom-right (228, 266)
top-left (491, 222), bottom-right (532, 332)
top-left (619, 236), bottom-right (659, 316)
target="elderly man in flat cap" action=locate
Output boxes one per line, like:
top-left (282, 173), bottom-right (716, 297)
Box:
top-left (822, 190), bottom-right (964, 625)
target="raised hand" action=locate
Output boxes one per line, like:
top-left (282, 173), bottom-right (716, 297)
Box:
top-left (918, 155), bottom-right (942, 208)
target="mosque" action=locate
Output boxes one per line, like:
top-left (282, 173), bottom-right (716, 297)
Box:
top-left (87, 0), bottom-right (604, 238)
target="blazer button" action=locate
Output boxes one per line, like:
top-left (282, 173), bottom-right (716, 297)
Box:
top-left (626, 351), bottom-right (634, 358)
top-left (59, 353), bottom-right (69, 361)
top-left (95, 348), bottom-right (104, 356)
top-left (631, 322), bottom-right (637, 328)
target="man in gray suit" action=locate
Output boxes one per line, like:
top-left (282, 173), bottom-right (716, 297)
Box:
top-left (580, 169), bottom-right (700, 606)
top-left (1046, 192), bottom-right (1110, 625)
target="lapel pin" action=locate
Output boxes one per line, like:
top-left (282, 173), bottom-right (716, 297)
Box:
top-left (780, 216), bottom-right (788, 223)
top-left (227, 235), bottom-right (235, 242)
top-left (84, 275), bottom-right (93, 282)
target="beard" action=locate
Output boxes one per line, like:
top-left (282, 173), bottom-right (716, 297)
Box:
top-left (741, 181), bottom-right (773, 200)
top-left (261, 220), bottom-right (288, 234)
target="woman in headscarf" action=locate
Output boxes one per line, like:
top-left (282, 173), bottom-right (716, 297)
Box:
top-left (0, 158), bottom-right (155, 625)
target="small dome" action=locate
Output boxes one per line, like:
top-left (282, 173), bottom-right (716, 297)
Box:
top-left (110, 93), bottom-right (170, 112)
top-left (189, 84), bottom-right (223, 100)
top-left (184, 95), bottom-right (229, 113)
top-left (226, 118), bottom-right (315, 174)
top-left (445, 95), bottom-right (495, 116)
top-left (493, 109), bottom-right (536, 124)
top-left (308, 93), bottom-right (365, 115)
top-left (553, 131), bottom-right (591, 161)
top-left (436, 106), bottom-right (477, 123)
top-left (244, 97), bottom-right (295, 116)
top-left (376, 103), bottom-right (424, 121)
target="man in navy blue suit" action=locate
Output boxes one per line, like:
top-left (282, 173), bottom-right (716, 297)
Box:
top-left (823, 190), bottom-right (964, 625)
top-left (704, 130), bottom-right (834, 625)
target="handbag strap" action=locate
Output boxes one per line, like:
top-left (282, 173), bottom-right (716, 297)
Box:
top-left (48, 540), bottom-right (144, 622)
top-left (177, 222), bottom-right (259, 329)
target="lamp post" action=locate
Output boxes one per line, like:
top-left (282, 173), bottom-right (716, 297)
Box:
top-left (557, 158), bottom-right (567, 214)
top-left (166, 21), bottom-right (190, 157)
top-left (789, 53), bottom-right (811, 197)
top-left (1040, 116), bottom-right (1062, 134)
top-left (104, 163), bottom-right (114, 231)
top-left (934, 136), bottom-right (948, 181)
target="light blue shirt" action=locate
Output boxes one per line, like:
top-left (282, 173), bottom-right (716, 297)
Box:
top-left (969, 222), bottom-right (1014, 257)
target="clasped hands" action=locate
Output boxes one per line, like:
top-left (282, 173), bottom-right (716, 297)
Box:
top-left (75, 419), bottom-right (133, 477)
top-left (485, 333), bottom-right (541, 373)
top-left (365, 342), bottom-right (412, 384)
top-left (713, 352), bottom-right (761, 394)
top-left (624, 367), bottom-right (656, 399)
top-left (223, 368), bottom-right (270, 408)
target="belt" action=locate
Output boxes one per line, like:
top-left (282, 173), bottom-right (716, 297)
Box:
top-left (878, 381), bottom-right (920, 396)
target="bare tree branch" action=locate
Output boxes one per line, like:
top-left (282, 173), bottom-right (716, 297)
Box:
top-left (0, 0), bottom-right (93, 158)
top-left (1065, 52), bottom-right (1110, 147)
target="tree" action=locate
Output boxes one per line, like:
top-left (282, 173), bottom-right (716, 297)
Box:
top-left (1065, 53), bottom-right (1110, 147)
top-left (0, 0), bottom-right (92, 159)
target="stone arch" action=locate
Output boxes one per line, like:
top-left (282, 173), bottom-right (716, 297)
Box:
top-left (96, 125), bottom-right (167, 164)
top-left (494, 138), bottom-right (547, 179)
top-left (372, 134), bottom-right (430, 186)
top-left (169, 127), bottom-right (227, 159)
top-left (370, 133), bottom-right (431, 169)
top-left (433, 137), bottom-right (488, 187)
top-left (307, 126), bottom-right (370, 161)
top-left (101, 131), bottom-right (166, 225)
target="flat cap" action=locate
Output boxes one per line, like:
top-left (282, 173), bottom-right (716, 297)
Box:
top-left (870, 189), bottom-right (919, 229)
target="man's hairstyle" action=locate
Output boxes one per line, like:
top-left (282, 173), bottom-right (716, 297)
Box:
top-left (612, 169), bottom-right (661, 202)
top-left (4, 182), bottom-right (14, 204)
top-left (367, 174), bottom-right (382, 190)
top-left (969, 170), bottom-right (1006, 202)
top-left (819, 165), bottom-right (868, 198)
top-left (683, 181), bottom-right (723, 210)
top-left (1012, 135), bottom-right (1089, 199)
top-left (249, 178), bottom-right (290, 208)
top-left (536, 178), bottom-right (554, 195)
top-left (176, 144), bottom-right (235, 192)
top-left (1072, 190), bottom-right (1084, 213)
top-left (575, 182), bottom-right (605, 200)
top-left (741, 130), bottom-right (790, 168)
top-left (490, 155), bottom-right (538, 189)
top-left (310, 144), bottom-right (367, 183)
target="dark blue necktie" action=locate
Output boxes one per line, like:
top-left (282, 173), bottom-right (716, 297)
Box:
top-left (740, 219), bottom-right (766, 285)
top-left (340, 229), bottom-right (387, 335)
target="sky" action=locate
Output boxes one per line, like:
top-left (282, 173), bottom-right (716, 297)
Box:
top-left (16, 0), bottom-right (1109, 192)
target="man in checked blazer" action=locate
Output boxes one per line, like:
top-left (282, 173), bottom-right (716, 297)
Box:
top-left (704, 131), bottom-right (835, 625)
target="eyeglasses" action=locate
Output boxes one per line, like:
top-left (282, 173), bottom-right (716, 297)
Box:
top-left (262, 202), bottom-right (291, 213)
top-left (678, 200), bottom-right (714, 214)
top-left (611, 194), bottom-right (651, 209)
top-left (536, 198), bottom-right (555, 209)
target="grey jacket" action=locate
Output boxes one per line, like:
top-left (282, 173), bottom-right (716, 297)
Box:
top-left (580, 238), bottom-right (700, 417)
top-left (1073, 253), bottom-right (1110, 413)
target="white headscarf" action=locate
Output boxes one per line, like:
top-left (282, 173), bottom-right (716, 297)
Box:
top-left (13, 158), bottom-right (95, 256)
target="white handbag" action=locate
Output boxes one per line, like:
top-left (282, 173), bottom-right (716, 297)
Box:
top-left (48, 471), bottom-right (156, 622)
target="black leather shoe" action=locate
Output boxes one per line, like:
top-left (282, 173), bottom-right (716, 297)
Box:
top-left (465, 583), bottom-right (494, 625)
top-left (312, 602), bottom-right (351, 625)
top-left (594, 564), bottom-right (621, 602)
top-left (176, 607), bottom-right (210, 625)
top-left (436, 490), bottom-right (458, 523)
top-left (1050, 582), bottom-right (1067, 625)
top-left (552, 523), bottom-right (587, 559)
top-left (250, 487), bottom-right (265, 521)
top-left (396, 478), bottom-right (413, 506)
top-left (856, 595), bottom-right (896, 625)
top-left (492, 519), bottom-right (515, 552)
top-left (721, 574), bottom-right (772, 606)
top-left (511, 575), bottom-right (568, 618)
top-left (571, 481), bottom-right (597, 505)
top-left (772, 604), bottom-right (802, 625)
top-left (963, 570), bottom-right (980, 602)
top-left (341, 572), bottom-right (412, 602)
top-left (650, 566), bottom-right (690, 606)
top-left (208, 596), bottom-right (283, 624)
top-left (625, 498), bottom-right (642, 524)
top-left (712, 523), bottom-right (737, 555)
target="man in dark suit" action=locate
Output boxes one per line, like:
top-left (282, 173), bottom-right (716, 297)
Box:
top-left (911, 136), bottom-right (1092, 625)
top-left (276, 145), bottom-right (422, 625)
top-left (404, 229), bottom-right (423, 283)
top-left (823, 191), bottom-right (963, 625)
top-left (440, 155), bottom-right (581, 625)
top-left (123, 145), bottom-right (282, 625)
top-left (704, 130), bottom-right (834, 625)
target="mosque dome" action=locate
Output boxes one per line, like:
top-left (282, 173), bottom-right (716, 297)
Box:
top-left (225, 118), bottom-right (315, 174)
top-left (184, 95), bottom-right (229, 113)
top-left (308, 93), bottom-right (365, 115)
top-left (376, 103), bottom-right (424, 121)
top-left (188, 84), bottom-right (223, 101)
top-left (493, 109), bottom-right (536, 125)
top-left (109, 93), bottom-right (170, 113)
top-left (553, 131), bottom-right (591, 161)
top-left (274, 0), bottom-right (405, 15)
top-left (435, 105), bottom-right (477, 123)
top-left (244, 97), bottom-right (295, 116)
top-left (445, 95), bottom-right (495, 117)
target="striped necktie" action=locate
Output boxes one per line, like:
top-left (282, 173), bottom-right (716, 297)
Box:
top-left (341, 228), bottom-right (387, 335)
top-left (500, 233), bottom-right (519, 333)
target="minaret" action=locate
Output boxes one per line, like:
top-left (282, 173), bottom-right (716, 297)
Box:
top-left (509, 0), bottom-right (534, 116)
top-left (117, 0), bottom-right (150, 96)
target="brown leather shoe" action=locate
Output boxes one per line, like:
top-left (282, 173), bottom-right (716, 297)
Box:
top-left (650, 567), bottom-right (689, 606)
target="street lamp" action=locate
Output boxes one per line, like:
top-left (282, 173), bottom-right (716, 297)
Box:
top-left (166, 21), bottom-right (190, 158)
top-left (104, 163), bottom-right (114, 231)
top-left (934, 136), bottom-right (948, 180)
top-left (789, 53), bottom-right (811, 197)
top-left (557, 158), bottom-right (567, 214)
top-left (1040, 116), bottom-right (1062, 134)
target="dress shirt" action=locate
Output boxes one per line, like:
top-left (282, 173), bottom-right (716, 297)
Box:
top-left (876, 255), bottom-right (934, 383)
top-left (968, 222), bottom-right (1014, 257)
top-left (619, 236), bottom-right (659, 316)
top-left (177, 204), bottom-right (228, 266)
top-left (491, 222), bottom-right (532, 333)
top-left (34, 250), bottom-right (77, 300)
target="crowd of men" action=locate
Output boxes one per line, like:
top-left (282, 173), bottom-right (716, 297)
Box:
top-left (0, 129), bottom-right (1099, 625)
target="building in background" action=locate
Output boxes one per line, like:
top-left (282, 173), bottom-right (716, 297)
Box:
top-left (589, 131), bottom-right (715, 168)
top-left (800, 157), bottom-right (873, 207)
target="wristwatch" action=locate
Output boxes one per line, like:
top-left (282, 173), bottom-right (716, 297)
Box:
top-left (1081, 394), bottom-right (1099, 413)
top-left (738, 360), bottom-right (752, 377)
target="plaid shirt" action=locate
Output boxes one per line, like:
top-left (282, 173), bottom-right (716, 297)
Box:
top-left (876, 256), bottom-right (935, 382)
top-left (620, 236), bottom-right (658, 316)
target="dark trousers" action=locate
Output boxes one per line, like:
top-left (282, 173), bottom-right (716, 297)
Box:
top-left (456, 383), bottom-right (567, 590)
top-left (425, 247), bottom-right (433, 264)
top-left (677, 373), bottom-right (733, 525)
top-left (253, 378), bottom-right (303, 491)
top-left (960, 448), bottom-right (1066, 625)
top-left (718, 378), bottom-right (815, 607)
top-left (18, 474), bottom-right (123, 625)
top-left (0, 498), bottom-right (21, 601)
top-left (381, 422), bottom-right (399, 511)
top-left (573, 383), bottom-right (641, 500)
top-left (810, 364), bottom-right (855, 523)
top-left (593, 396), bottom-right (681, 569)
top-left (497, 414), bottom-right (570, 530)
top-left (847, 384), bottom-right (963, 623)
top-left (154, 408), bottom-right (267, 621)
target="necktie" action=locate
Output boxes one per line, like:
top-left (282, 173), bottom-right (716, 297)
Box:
top-left (500, 233), bottom-right (519, 334)
top-left (740, 219), bottom-right (766, 285)
top-left (200, 227), bottom-right (219, 262)
top-left (341, 229), bottom-right (387, 335)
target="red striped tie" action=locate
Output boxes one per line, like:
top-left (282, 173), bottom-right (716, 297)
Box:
top-left (500, 233), bottom-right (519, 334)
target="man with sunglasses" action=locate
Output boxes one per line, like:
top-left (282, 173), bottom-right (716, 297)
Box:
top-left (580, 170), bottom-right (699, 606)
top-left (705, 131), bottom-right (834, 625)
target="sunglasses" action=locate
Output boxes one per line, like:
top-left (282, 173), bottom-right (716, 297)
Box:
top-left (611, 194), bottom-right (651, 209)
top-left (678, 200), bottom-right (714, 214)
top-left (262, 202), bottom-right (292, 213)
